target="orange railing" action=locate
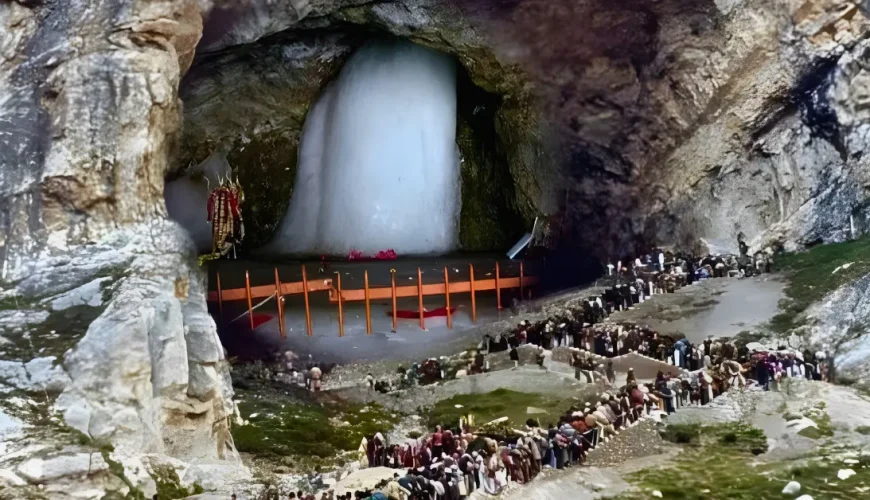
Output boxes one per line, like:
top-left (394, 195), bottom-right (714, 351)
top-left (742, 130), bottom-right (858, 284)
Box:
top-left (208, 261), bottom-right (538, 338)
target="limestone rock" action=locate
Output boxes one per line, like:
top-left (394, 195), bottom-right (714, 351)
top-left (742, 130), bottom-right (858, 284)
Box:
top-left (45, 278), bottom-right (111, 311)
top-left (805, 272), bottom-right (870, 381)
top-left (0, 357), bottom-right (69, 394)
top-left (0, 468), bottom-right (27, 487)
top-left (16, 453), bottom-right (108, 484)
top-left (783, 480), bottom-right (801, 495)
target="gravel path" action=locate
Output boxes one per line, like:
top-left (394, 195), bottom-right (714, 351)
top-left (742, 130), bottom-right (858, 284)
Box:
top-left (584, 419), bottom-right (667, 467)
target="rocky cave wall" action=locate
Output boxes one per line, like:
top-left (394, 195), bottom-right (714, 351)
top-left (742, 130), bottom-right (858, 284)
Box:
top-left (639, 2), bottom-right (870, 254)
top-left (0, 1), bottom-right (238, 491)
top-left (451, 0), bottom-right (870, 258)
top-left (177, 0), bottom-right (548, 252)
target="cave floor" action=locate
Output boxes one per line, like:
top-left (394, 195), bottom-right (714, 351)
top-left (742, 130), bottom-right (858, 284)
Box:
top-left (214, 269), bottom-right (785, 364)
top-left (235, 291), bottom-right (509, 364)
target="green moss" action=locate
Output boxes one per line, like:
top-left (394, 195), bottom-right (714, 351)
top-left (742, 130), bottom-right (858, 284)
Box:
top-left (455, 68), bottom-right (534, 250)
top-left (660, 422), bottom-right (766, 455)
top-left (659, 423), bottom-right (703, 445)
top-left (617, 424), bottom-right (870, 499)
top-left (228, 131), bottom-right (301, 250)
top-left (231, 388), bottom-right (394, 471)
top-left (855, 425), bottom-right (870, 435)
top-left (768, 236), bottom-right (870, 333)
top-left (150, 465), bottom-right (203, 500)
top-left (796, 407), bottom-right (835, 440)
top-left (100, 450), bottom-right (144, 500)
top-left (0, 305), bottom-right (104, 363)
top-left (0, 295), bottom-right (39, 311)
top-left (426, 388), bottom-right (578, 430)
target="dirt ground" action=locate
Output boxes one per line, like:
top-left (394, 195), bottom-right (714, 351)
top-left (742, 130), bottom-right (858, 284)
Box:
top-left (608, 276), bottom-right (784, 343)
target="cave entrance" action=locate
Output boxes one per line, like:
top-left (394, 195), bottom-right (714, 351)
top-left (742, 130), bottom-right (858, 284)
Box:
top-left (170, 33), bottom-right (531, 259)
top-left (170, 33), bottom-right (539, 355)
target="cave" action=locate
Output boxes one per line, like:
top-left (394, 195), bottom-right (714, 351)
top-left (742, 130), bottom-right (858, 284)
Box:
top-left (169, 25), bottom-right (540, 258)
top-left (6, 0), bottom-right (870, 496)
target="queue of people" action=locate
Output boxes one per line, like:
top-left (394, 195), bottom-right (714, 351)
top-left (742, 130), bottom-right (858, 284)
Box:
top-left (259, 244), bottom-right (804, 500)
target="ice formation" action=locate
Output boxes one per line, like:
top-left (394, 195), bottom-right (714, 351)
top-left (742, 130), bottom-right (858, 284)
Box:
top-left (265, 39), bottom-right (461, 256)
top-left (165, 151), bottom-right (233, 253)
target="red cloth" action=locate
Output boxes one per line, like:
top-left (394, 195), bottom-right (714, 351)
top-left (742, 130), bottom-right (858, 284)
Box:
top-left (227, 314), bottom-right (273, 329)
top-left (206, 187), bottom-right (240, 222)
top-left (387, 307), bottom-right (456, 319)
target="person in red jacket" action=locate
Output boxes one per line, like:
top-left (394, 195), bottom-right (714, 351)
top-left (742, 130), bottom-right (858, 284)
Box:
top-left (431, 425), bottom-right (444, 459)
top-left (630, 383), bottom-right (645, 421)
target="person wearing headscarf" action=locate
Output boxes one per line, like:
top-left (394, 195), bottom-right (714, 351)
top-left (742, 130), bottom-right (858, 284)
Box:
top-left (358, 437), bottom-right (369, 468)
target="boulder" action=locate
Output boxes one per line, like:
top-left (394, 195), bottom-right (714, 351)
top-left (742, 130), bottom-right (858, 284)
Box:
top-left (16, 453), bottom-right (108, 484)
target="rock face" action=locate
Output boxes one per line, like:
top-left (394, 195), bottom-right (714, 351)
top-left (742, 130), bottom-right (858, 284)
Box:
top-left (805, 271), bottom-right (870, 383)
top-left (0, 0), bottom-right (239, 490)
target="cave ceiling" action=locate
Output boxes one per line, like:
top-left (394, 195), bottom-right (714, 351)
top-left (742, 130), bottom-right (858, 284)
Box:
top-left (179, 0), bottom-right (870, 257)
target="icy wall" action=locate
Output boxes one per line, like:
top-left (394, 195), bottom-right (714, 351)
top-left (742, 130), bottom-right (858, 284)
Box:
top-left (264, 39), bottom-right (461, 256)
top-left (165, 151), bottom-right (233, 253)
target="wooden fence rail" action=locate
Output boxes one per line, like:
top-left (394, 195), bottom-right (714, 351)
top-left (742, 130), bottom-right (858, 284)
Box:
top-left (207, 261), bottom-right (538, 338)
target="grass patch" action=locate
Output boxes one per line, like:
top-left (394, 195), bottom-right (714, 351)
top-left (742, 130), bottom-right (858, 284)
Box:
top-left (0, 294), bottom-right (40, 311)
top-left (150, 465), bottom-right (204, 500)
top-left (768, 236), bottom-right (870, 333)
top-left (660, 423), bottom-right (703, 445)
top-left (0, 305), bottom-right (103, 363)
top-left (618, 424), bottom-right (870, 500)
top-left (426, 388), bottom-right (579, 430)
top-left (231, 386), bottom-right (395, 471)
top-left (855, 426), bottom-right (870, 435)
top-left (660, 422), bottom-right (766, 455)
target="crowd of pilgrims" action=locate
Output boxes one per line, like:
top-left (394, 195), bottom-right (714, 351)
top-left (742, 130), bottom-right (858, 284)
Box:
top-left (285, 248), bottom-right (820, 500)
top-left (336, 330), bottom-right (830, 500)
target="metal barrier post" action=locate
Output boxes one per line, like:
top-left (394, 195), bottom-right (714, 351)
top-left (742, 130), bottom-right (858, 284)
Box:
top-left (336, 272), bottom-right (344, 337)
top-left (495, 261), bottom-right (502, 310)
top-left (469, 263), bottom-right (477, 324)
top-left (274, 268), bottom-right (285, 338)
top-left (301, 265), bottom-right (312, 336)
top-left (417, 267), bottom-right (425, 330)
top-left (216, 271), bottom-right (224, 324)
top-left (245, 270), bottom-right (254, 330)
top-left (519, 261), bottom-right (524, 300)
top-left (364, 270), bottom-right (372, 335)
top-left (444, 267), bottom-right (452, 329)
top-left (390, 269), bottom-right (397, 332)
